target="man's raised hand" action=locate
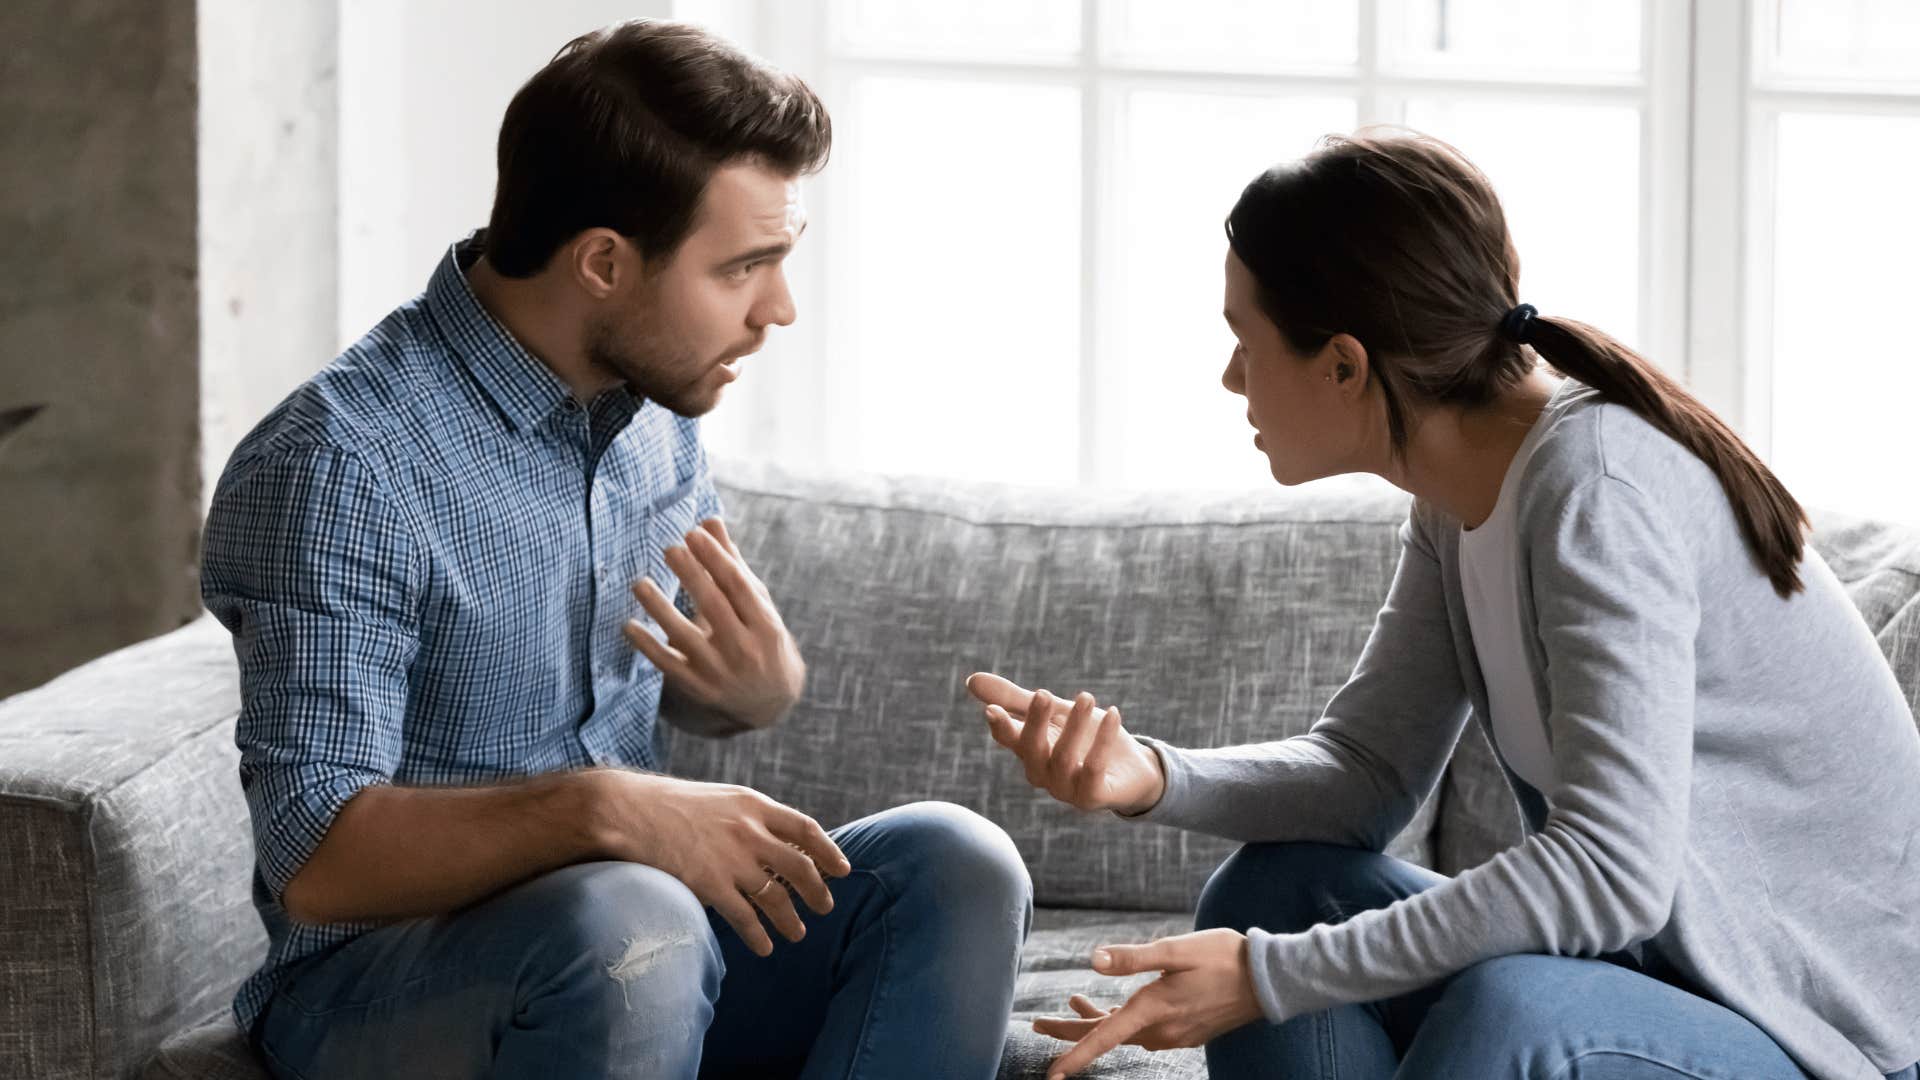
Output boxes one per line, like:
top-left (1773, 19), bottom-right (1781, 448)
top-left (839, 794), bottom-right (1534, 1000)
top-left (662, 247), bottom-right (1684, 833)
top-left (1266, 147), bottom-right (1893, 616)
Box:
top-left (624, 517), bottom-right (805, 731)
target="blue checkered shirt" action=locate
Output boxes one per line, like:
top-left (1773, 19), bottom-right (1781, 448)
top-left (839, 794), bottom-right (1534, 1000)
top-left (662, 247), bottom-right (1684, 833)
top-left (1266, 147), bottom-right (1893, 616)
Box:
top-left (201, 233), bottom-right (723, 1033)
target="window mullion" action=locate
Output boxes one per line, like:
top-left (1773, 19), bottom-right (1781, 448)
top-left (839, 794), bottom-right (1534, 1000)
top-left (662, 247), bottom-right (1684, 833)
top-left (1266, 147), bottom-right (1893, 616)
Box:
top-left (1686, 0), bottom-right (1756, 440)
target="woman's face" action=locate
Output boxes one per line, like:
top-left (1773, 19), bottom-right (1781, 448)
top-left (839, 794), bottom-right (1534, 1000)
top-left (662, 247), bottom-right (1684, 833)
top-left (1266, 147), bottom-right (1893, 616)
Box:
top-left (1221, 248), bottom-right (1366, 485)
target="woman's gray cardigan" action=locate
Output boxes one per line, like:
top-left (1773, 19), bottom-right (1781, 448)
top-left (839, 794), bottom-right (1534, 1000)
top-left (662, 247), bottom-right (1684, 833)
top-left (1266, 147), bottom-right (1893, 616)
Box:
top-left (1139, 379), bottom-right (1920, 1079)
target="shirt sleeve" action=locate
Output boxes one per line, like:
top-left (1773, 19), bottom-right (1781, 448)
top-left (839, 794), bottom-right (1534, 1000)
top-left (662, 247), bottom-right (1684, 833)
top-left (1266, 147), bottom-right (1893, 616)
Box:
top-left (1131, 500), bottom-right (1473, 851)
top-left (201, 444), bottom-right (420, 903)
top-left (1241, 474), bottom-right (1699, 1024)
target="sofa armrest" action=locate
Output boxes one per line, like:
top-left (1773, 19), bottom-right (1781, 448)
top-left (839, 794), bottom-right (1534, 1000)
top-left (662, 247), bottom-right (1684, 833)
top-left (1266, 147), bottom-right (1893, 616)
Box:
top-left (0, 617), bottom-right (263, 1080)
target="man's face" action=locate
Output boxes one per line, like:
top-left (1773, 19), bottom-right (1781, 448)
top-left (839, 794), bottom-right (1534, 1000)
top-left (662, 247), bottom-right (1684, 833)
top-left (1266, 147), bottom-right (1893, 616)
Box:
top-left (588, 161), bottom-right (806, 417)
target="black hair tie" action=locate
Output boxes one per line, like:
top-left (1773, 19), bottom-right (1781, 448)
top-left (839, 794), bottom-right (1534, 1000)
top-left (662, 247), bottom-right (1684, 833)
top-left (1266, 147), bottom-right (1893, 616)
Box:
top-left (1500, 303), bottom-right (1538, 344)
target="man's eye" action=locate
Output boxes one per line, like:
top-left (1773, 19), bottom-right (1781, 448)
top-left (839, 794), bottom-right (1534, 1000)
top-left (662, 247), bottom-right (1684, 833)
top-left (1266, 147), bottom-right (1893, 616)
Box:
top-left (728, 262), bottom-right (758, 281)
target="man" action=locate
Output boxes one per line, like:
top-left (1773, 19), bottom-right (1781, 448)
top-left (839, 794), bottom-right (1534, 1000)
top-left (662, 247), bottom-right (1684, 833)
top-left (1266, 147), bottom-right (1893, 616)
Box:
top-left (201, 20), bottom-right (1030, 1079)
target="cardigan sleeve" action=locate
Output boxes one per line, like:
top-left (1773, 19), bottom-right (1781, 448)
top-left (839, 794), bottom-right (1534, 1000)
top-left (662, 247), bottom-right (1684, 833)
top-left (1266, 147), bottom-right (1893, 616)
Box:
top-left (1130, 500), bottom-right (1473, 852)
top-left (1238, 473), bottom-right (1700, 1023)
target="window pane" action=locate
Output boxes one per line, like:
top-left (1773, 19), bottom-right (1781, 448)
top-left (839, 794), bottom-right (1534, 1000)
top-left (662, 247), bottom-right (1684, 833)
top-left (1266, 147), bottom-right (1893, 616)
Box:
top-left (1383, 0), bottom-right (1641, 79)
top-left (1402, 100), bottom-right (1643, 351)
top-left (1110, 92), bottom-right (1357, 489)
top-left (829, 0), bottom-right (1080, 62)
top-left (1769, 112), bottom-right (1920, 524)
top-left (1766, 0), bottom-right (1920, 85)
top-left (831, 77), bottom-right (1081, 484)
top-left (1101, 0), bottom-right (1358, 72)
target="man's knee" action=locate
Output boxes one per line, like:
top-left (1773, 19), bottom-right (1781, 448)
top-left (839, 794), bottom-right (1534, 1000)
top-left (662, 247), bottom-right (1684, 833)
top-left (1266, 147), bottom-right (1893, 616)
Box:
top-left (522, 861), bottom-right (724, 1018)
top-left (1196, 841), bottom-right (1405, 934)
top-left (861, 801), bottom-right (1032, 915)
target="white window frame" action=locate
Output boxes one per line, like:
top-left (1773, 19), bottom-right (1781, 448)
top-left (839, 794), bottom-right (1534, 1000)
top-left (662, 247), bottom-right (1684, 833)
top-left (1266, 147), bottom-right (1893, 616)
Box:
top-left (689, 0), bottom-right (1913, 488)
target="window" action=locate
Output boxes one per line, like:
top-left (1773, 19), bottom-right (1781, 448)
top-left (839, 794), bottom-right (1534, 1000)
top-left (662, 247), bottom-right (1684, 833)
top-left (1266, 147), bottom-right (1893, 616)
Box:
top-left (689, 0), bottom-right (1920, 524)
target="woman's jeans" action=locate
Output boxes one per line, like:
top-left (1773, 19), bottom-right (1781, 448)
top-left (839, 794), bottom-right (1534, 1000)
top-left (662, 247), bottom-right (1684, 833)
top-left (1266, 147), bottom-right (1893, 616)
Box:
top-left (1197, 842), bottom-right (1918, 1080)
top-left (250, 801), bottom-right (1032, 1080)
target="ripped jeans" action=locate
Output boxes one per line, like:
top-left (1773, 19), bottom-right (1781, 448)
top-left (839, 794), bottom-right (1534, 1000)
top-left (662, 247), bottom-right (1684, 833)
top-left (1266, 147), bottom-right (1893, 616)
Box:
top-left (251, 802), bottom-right (1032, 1080)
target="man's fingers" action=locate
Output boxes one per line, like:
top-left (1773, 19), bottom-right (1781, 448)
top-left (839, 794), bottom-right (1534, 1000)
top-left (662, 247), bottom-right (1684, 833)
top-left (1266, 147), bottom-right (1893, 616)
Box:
top-left (662, 546), bottom-right (744, 638)
top-left (699, 516), bottom-right (743, 560)
top-left (763, 837), bottom-right (836, 916)
top-left (685, 528), bottom-right (771, 627)
top-left (709, 891), bottom-right (774, 958)
top-left (1048, 997), bottom-right (1160, 1079)
top-left (630, 578), bottom-right (720, 665)
top-left (745, 870), bottom-right (808, 943)
top-left (767, 806), bottom-right (851, 879)
top-left (622, 619), bottom-right (718, 701)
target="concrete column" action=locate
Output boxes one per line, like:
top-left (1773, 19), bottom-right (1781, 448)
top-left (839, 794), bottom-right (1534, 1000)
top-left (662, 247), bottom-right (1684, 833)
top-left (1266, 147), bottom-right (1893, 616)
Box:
top-left (0, 0), bottom-right (203, 695)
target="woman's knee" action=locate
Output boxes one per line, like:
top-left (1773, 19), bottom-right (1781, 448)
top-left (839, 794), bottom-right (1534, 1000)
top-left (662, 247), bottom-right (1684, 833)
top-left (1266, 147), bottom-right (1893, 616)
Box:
top-left (1196, 842), bottom-right (1428, 934)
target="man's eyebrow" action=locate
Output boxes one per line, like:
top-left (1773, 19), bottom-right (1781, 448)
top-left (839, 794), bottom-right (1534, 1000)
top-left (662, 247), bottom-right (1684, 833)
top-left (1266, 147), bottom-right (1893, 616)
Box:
top-left (718, 220), bottom-right (809, 269)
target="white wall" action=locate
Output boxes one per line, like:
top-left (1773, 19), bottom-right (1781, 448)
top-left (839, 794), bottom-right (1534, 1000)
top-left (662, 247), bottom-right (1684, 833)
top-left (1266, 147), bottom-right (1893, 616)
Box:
top-left (337, 0), bottom-right (674, 348)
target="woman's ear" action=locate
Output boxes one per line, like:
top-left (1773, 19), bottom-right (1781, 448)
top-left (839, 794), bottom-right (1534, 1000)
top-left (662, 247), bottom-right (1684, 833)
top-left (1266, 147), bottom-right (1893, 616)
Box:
top-left (1323, 333), bottom-right (1370, 392)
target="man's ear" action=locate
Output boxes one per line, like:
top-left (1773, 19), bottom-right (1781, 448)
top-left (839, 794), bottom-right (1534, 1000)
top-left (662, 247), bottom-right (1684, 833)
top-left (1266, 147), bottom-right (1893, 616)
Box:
top-left (1325, 333), bottom-right (1369, 393)
top-left (567, 229), bottom-right (630, 299)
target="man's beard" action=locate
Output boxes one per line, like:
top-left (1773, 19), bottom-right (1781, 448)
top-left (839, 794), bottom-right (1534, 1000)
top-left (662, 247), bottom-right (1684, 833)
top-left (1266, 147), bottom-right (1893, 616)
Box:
top-left (586, 315), bottom-right (721, 419)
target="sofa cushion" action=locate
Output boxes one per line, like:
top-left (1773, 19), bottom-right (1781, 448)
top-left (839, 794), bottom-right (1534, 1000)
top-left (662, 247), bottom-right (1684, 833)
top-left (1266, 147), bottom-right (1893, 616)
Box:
top-left (672, 463), bottom-right (1437, 912)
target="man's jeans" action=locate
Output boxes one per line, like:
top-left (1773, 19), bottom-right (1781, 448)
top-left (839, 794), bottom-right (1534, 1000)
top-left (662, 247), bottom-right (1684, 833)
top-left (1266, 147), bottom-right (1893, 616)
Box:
top-left (1196, 842), bottom-right (1919, 1080)
top-left (252, 801), bottom-right (1032, 1080)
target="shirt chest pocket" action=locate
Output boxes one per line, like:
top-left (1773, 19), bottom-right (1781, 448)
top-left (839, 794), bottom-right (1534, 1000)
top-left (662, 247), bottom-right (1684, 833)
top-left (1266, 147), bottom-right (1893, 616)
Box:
top-left (639, 474), bottom-right (705, 598)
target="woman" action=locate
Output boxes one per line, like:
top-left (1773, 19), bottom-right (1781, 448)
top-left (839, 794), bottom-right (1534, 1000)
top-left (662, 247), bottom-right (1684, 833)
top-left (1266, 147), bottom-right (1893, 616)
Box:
top-left (966, 131), bottom-right (1920, 1080)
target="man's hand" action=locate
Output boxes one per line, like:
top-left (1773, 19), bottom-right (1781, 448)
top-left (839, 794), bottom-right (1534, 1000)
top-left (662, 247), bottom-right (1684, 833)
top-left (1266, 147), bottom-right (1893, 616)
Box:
top-left (589, 770), bottom-right (851, 957)
top-left (1031, 929), bottom-right (1264, 1078)
top-left (966, 673), bottom-right (1167, 816)
top-left (624, 517), bottom-right (805, 731)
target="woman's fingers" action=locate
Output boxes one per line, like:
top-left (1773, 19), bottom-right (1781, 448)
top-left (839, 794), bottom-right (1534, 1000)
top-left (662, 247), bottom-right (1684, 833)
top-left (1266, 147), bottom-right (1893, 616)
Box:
top-left (1017, 688), bottom-right (1058, 786)
top-left (1048, 693), bottom-right (1102, 800)
top-left (1074, 706), bottom-right (1127, 804)
top-left (1048, 994), bottom-right (1163, 1079)
top-left (985, 704), bottom-right (1024, 749)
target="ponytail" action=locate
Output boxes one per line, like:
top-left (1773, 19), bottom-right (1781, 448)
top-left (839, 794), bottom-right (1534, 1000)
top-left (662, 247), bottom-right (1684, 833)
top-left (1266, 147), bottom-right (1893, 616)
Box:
top-left (1526, 316), bottom-right (1808, 598)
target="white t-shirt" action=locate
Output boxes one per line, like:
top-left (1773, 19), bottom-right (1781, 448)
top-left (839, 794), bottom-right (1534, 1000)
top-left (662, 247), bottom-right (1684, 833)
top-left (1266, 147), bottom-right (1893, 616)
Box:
top-left (1458, 410), bottom-right (1557, 796)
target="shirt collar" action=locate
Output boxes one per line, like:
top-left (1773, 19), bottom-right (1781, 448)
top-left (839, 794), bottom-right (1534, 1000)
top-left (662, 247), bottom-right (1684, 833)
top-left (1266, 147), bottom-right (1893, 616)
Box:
top-left (424, 230), bottom-right (577, 433)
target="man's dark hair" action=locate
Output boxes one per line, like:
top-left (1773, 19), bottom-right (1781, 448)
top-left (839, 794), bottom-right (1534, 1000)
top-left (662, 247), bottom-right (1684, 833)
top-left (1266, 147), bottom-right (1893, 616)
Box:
top-left (485, 19), bottom-right (832, 277)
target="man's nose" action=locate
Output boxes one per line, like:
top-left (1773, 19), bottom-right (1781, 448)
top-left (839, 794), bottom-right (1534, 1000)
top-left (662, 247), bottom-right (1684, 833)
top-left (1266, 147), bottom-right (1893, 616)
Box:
top-left (753, 269), bottom-right (797, 329)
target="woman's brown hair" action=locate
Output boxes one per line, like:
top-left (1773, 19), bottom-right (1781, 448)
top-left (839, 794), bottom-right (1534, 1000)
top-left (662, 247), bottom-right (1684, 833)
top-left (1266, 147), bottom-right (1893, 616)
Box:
top-left (1226, 129), bottom-right (1807, 597)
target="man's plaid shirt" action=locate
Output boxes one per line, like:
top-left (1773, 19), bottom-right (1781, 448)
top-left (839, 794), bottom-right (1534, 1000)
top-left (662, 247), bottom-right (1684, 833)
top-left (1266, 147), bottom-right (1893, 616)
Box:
top-left (201, 233), bottom-right (722, 1033)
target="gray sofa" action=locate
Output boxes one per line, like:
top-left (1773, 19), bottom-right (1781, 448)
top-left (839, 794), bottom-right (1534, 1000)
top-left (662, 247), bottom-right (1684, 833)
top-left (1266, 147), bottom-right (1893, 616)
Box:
top-left (5, 462), bottom-right (1918, 1080)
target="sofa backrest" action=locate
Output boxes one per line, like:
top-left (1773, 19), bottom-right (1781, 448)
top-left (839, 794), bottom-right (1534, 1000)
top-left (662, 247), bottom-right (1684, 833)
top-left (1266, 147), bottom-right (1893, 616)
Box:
top-left (672, 463), bottom-right (1438, 912)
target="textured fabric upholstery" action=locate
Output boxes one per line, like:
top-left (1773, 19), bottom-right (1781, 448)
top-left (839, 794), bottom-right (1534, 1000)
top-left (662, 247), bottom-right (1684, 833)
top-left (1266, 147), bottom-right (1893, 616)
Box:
top-left (0, 617), bottom-right (264, 1080)
top-left (6, 462), bottom-right (1916, 1079)
top-left (669, 464), bottom-right (1438, 912)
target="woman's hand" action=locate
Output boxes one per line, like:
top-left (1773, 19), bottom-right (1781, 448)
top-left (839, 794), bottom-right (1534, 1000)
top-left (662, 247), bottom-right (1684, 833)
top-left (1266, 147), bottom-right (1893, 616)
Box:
top-left (965, 673), bottom-right (1166, 815)
top-left (1031, 929), bottom-right (1265, 1079)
